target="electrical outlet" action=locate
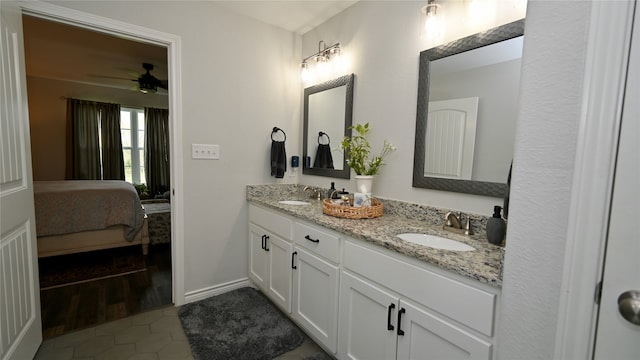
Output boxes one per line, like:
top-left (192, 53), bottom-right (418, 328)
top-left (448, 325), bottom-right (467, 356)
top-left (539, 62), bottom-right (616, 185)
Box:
top-left (192, 144), bottom-right (220, 159)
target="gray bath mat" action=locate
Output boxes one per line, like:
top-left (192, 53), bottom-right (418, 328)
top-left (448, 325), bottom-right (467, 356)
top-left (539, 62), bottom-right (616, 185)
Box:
top-left (178, 287), bottom-right (304, 360)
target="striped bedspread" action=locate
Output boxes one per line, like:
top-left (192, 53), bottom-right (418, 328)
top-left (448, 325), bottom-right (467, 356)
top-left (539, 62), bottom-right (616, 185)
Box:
top-left (33, 180), bottom-right (145, 241)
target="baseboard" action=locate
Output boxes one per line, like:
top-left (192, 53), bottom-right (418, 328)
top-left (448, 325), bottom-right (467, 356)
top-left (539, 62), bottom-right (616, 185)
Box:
top-left (184, 278), bottom-right (252, 304)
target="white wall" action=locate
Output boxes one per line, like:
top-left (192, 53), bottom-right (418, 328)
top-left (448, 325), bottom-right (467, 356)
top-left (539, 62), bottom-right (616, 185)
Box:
top-left (498, 1), bottom-right (592, 358)
top-left (299, 0), bottom-right (526, 215)
top-left (47, 0), bottom-right (301, 296)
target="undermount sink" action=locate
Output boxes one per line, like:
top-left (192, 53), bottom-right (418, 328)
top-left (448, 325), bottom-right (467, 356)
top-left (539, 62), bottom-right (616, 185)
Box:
top-left (278, 200), bottom-right (311, 205)
top-left (397, 233), bottom-right (475, 251)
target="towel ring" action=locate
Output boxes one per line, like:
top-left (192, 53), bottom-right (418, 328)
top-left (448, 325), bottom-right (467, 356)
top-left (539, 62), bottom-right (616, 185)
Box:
top-left (317, 131), bottom-right (330, 145)
top-left (271, 127), bottom-right (286, 142)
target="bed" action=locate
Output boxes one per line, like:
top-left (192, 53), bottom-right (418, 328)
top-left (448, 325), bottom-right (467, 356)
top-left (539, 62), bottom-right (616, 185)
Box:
top-left (34, 180), bottom-right (149, 258)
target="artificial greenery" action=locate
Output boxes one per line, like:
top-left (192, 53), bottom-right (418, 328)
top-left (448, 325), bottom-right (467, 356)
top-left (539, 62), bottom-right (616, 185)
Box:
top-left (341, 122), bottom-right (396, 176)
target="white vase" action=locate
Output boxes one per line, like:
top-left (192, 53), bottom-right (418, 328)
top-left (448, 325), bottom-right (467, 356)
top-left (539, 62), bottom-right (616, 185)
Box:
top-left (354, 175), bottom-right (374, 194)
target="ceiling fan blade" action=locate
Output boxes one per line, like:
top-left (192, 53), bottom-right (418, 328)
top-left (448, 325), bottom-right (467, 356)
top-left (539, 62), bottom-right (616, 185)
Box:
top-left (158, 80), bottom-right (168, 90)
top-left (87, 74), bottom-right (134, 81)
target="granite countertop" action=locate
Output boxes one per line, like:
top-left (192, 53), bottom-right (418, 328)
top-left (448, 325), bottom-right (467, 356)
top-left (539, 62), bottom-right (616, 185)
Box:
top-left (247, 185), bottom-right (504, 288)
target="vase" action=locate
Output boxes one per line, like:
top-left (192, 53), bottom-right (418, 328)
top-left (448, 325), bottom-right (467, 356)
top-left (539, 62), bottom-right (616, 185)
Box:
top-left (354, 175), bottom-right (374, 195)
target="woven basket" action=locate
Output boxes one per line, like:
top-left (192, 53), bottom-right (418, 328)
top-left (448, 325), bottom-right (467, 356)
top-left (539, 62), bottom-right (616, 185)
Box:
top-left (322, 198), bottom-right (383, 219)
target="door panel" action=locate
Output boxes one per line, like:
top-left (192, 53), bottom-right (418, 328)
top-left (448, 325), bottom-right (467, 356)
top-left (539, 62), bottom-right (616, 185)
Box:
top-left (338, 271), bottom-right (398, 360)
top-left (396, 300), bottom-right (491, 360)
top-left (268, 234), bottom-right (293, 313)
top-left (594, 3), bottom-right (640, 357)
top-left (293, 248), bottom-right (339, 353)
top-left (425, 97), bottom-right (478, 179)
top-left (0, 1), bottom-right (42, 359)
top-left (248, 224), bottom-right (267, 290)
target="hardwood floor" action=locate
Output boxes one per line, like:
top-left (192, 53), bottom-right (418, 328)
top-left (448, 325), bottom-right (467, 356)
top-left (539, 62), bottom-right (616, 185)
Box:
top-left (39, 243), bottom-right (172, 340)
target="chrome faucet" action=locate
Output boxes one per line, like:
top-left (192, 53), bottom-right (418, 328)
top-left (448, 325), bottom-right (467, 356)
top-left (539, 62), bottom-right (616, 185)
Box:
top-left (303, 186), bottom-right (322, 200)
top-left (443, 211), bottom-right (473, 235)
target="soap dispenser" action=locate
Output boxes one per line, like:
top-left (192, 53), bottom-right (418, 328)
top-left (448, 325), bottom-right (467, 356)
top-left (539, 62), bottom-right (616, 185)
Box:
top-left (486, 206), bottom-right (506, 245)
top-left (328, 182), bottom-right (337, 199)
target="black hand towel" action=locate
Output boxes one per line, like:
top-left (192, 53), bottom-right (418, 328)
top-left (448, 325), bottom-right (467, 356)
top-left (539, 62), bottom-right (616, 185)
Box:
top-left (313, 144), bottom-right (334, 169)
top-left (271, 140), bottom-right (286, 178)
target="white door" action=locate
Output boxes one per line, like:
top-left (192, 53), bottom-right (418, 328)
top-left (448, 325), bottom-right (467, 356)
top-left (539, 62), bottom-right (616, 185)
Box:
top-left (0, 1), bottom-right (43, 359)
top-left (396, 299), bottom-right (492, 360)
top-left (338, 271), bottom-right (398, 360)
top-left (594, 3), bottom-right (640, 357)
top-left (267, 233), bottom-right (293, 313)
top-left (292, 247), bottom-right (339, 353)
top-left (425, 97), bottom-right (478, 179)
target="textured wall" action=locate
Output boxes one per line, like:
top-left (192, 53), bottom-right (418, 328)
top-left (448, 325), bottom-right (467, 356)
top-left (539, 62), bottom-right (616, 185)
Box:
top-left (497, 1), bottom-right (591, 358)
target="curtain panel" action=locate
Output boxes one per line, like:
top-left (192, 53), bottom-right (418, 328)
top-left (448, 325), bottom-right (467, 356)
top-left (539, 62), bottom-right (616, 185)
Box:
top-left (100, 102), bottom-right (125, 180)
top-left (65, 98), bottom-right (123, 180)
top-left (66, 99), bottom-right (101, 179)
top-left (145, 107), bottom-right (170, 197)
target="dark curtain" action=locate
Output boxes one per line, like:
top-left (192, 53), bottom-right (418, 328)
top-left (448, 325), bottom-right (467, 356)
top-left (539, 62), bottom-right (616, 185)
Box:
top-left (65, 98), bottom-right (124, 180)
top-left (99, 102), bottom-right (125, 180)
top-left (66, 99), bottom-right (101, 179)
top-left (145, 107), bottom-right (170, 197)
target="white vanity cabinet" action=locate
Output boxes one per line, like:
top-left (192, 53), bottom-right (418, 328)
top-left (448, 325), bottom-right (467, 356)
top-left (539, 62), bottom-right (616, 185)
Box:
top-left (248, 202), bottom-right (501, 360)
top-left (291, 221), bottom-right (341, 354)
top-left (339, 240), bottom-right (497, 360)
top-left (248, 205), bottom-right (294, 313)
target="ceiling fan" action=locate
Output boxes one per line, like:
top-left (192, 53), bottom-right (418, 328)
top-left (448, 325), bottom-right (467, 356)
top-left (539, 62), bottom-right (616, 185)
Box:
top-left (136, 63), bottom-right (168, 94)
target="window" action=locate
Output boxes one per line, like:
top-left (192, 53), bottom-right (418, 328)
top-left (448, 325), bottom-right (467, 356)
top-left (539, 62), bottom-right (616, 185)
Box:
top-left (121, 108), bottom-right (146, 184)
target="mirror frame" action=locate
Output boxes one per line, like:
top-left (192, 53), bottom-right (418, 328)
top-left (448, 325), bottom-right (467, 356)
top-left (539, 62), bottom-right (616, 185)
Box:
top-left (413, 19), bottom-right (524, 197)
top-left (303, 73), bottom-right (355, 179)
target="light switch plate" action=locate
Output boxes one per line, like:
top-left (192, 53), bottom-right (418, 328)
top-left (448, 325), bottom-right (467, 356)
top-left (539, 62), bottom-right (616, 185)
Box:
top-left (192, 144), bottom-right (220, 159)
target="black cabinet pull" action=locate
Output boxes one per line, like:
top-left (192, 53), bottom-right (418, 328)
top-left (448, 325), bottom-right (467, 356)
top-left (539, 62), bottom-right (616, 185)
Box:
top-left (304, 235), bottom-right (320, 243)
top-left (291, 251), bottom-right (297, 269)
top-left (387, 303), bottom-right (395, 331)
top-left (397, 307), bottom-right (406, 336)
top-left (261, 235), bottom-right (266, 250)
top-left (264, 235), bottom-right (270, 251)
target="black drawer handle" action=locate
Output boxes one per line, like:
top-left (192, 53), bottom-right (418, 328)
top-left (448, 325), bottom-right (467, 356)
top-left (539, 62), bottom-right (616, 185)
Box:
top-left (397, 307), bottom-right (406, 336)
top-left (264, 235), bottom-right (270, 251)
top-left (291, 251), bottom-right (297, 269)
top-left (304, 235), bottom-right (320, 243)
top-left (261, 235), bottom-right (266, 250)
top-left (387, 303), bottom-right (395, 331)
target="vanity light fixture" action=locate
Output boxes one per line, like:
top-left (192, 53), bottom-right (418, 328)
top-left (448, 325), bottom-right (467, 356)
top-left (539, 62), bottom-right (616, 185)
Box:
top-left (421, 0), bottom-right (443, 41)
top-left (301, 41), bottom-right (342, 85)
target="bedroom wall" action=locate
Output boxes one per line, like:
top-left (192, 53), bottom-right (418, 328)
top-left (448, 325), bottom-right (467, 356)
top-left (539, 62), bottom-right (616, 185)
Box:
top-left (46, 0), bottom-right (301, 297)
top-left (27, 76), bottom-right (169, 181)
top-left (298, 0), bottom-right (526, 216)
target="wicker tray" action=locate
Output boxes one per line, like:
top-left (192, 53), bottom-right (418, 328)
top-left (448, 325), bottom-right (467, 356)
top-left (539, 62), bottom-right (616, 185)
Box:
top-left (322, 198), bottom-right (383, 219)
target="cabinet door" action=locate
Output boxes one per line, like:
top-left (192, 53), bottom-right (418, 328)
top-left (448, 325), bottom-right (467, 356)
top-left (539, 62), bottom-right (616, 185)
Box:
top-left (396, 299), bottom-right (492, 360)
top-left (268, 233), bottom-right (293, 313)
top-left (339, 271), bottom-right (398, 360)
top-left (293, 247), bottom-right (340, 353)
top-left (249, 223), bottom-right (268, 290)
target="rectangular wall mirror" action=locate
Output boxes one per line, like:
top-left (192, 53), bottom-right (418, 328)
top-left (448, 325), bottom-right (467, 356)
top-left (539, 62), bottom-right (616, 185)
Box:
top-left (413, 19), bottom-right (524, 197)
top-left (303, 74), bottom-right (354, 179)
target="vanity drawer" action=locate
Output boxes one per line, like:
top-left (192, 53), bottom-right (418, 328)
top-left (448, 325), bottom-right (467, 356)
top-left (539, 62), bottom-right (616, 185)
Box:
top-left (294, 221), bottom-right (340, 263)
top-left (343, 240), bottom-right (496, 336)
top-left (249, 205), bottom-right (293, 240)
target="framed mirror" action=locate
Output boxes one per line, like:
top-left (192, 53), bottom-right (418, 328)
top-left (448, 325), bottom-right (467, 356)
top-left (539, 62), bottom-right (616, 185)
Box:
top-left (303, 74), bottom-right (354, 179)
top-left (413, 19), bottom-right (524, 197)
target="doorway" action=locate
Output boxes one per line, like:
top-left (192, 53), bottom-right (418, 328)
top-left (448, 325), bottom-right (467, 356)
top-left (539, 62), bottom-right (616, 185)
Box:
top-left (20, 7), bottom-right (182, 339)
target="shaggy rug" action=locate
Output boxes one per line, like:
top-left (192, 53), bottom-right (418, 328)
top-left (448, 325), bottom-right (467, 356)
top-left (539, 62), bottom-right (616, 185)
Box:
top-left (38, 246), bottom-right (147, 290)
top-left (178, 287), bottom-right (305, 360)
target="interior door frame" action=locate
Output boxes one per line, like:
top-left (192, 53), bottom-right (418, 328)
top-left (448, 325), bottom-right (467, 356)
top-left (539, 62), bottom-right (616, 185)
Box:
top-left (18, 0), bottom-right (186, 305)
top-left (554, 1), bottom-right (636, 358)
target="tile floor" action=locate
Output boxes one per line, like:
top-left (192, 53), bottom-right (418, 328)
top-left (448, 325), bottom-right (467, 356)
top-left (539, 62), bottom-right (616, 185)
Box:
top-left (33, 305), bottom-right (327, 360)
